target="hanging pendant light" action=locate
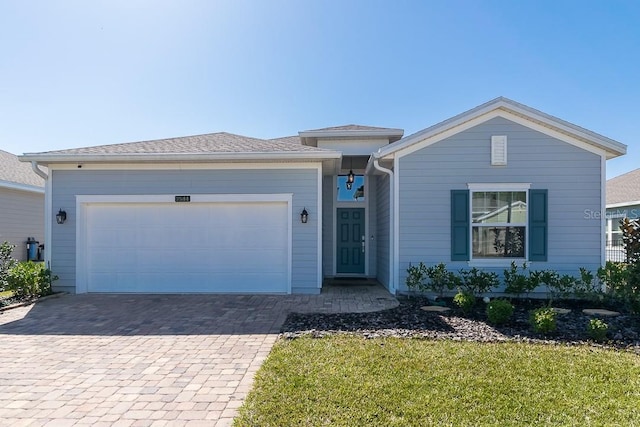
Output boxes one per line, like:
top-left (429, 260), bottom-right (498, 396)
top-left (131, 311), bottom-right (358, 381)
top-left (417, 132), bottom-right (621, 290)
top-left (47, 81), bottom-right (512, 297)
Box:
top-left (345, 157), bottom-right (355, 190)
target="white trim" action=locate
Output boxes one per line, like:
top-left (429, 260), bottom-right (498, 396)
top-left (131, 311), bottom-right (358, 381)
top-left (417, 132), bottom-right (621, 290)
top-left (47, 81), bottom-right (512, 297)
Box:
top-left (0, 179), bottom-right (44, 194)
top-left (317, 167), bottom-right (323, 289)
top-left (468, 259), bottom-right (527, 268)
top-left (75, 193), bottom-right (294, 294)
top-left (377, 98), bottom-right (625, 160)
top-left (44, 176), bottom-right (52, 269)
top-left (46, 162), bottom-right (324, 171)
top-left (393, 156), bottom-right (400, 294)
top-left (20, 151), bottom-right (341, 164)
top-left (391, 110), bottom-right (612, 161)
top-left (606, 201), bottom-right (640, 209)
top-left (299, 129), bottom-right (403, 139)
top-left (601, 156), bottom-right (606, 266)
top-left (467, 183), bottom-right (531, 191)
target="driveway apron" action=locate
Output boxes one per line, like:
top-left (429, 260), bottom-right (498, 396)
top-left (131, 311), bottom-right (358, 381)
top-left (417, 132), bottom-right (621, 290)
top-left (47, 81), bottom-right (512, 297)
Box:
top-left (0, 287), bottom-right (397, 426)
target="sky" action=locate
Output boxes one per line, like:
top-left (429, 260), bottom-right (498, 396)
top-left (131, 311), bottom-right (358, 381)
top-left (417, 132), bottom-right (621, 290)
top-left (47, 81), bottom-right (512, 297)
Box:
top-left (0, 0), bottom-right (638, 178)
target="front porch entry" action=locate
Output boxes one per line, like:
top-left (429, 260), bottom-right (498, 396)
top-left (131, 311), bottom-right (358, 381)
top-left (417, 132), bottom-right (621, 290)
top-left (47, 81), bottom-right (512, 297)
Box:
top-left (336, 207), bottom-right (365, 274)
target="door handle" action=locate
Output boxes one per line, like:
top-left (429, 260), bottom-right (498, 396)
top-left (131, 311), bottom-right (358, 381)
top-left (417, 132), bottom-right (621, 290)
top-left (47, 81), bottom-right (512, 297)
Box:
top-left (361, 235), bottom-right (365, 253)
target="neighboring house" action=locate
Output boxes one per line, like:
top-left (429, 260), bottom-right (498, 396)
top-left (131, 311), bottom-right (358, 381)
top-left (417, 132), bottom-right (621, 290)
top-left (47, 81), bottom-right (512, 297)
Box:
top-left (19, 97), bottom-right (627, 295)
top-left (605, 168), bottom-right (640, 262)
top-left (0, 150), bottom-right (45, 261)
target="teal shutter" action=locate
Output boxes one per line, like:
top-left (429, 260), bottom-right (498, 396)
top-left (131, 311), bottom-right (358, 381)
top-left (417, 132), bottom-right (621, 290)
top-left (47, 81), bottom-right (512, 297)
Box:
top-left (451, 190), bottom-right (470, 261)
top-left (528, 189), bottom-right (548, 261)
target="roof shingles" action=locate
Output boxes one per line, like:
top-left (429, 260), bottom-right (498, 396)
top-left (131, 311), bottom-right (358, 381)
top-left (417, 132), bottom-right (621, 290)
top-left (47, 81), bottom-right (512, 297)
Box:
top-left (0, 150), bottom-right (45, 188)
top-left (607, 168), bottom-right (640, 205)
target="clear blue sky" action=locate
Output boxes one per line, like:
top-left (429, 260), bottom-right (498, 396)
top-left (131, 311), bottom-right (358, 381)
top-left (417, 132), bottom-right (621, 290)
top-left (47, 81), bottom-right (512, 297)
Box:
top-left (1, 1), bottom-right (637, 178)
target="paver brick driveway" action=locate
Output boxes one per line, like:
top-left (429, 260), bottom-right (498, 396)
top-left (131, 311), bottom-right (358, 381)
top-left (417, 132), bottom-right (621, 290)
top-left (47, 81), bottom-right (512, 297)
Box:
top-left (0, 287), bottom-right (397, 426)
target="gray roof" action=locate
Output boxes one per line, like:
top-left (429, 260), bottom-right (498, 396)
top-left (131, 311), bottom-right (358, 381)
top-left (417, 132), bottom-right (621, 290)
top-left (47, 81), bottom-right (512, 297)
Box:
top-left (31, 132), bottom-right (325, 155)
top-left (607, 168), bottom-right (640, 205)
top-left (269, 135), bottom-right (302, 145)
top-left (0, 150), bottom-right (45, 188)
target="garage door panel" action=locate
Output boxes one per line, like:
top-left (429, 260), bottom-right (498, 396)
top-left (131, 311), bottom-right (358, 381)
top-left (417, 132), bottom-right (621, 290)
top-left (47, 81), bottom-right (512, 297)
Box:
top-left (83, 200), bottom-right (290, 293)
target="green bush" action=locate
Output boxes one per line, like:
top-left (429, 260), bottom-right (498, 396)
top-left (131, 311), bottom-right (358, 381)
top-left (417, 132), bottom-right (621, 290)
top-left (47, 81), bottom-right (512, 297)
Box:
top-left (0, 241), bottom-right (17, 291)
top-left (6, 262), bottom-right (57, 299)
top-left (453, 292), bottom-right (476, 314)
top-left (529, 307), bottom-right (557, 334)
top-left (587, 318), bottom-right (608, 342)
top-left (406, 262), bottom-right (428, 293)
top-left (503, 262), bottom-right (541, 298)
top-left (425, 263), bottom-right (459, 296)
top-left (486, 299), bottom-right (514, 325)
top-left (458, 268), bottom-right (499, 296)
top-left (597, 262), bottom-right (640, 314)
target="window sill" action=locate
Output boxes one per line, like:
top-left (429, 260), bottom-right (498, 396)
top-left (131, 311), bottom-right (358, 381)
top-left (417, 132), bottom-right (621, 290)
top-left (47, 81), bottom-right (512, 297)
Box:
top-left (468, 259), bottom-right (527, 268)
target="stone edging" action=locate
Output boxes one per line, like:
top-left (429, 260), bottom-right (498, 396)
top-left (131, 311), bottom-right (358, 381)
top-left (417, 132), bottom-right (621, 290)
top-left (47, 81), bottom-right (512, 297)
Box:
top-left (0, 292), bottom-right (67, 313)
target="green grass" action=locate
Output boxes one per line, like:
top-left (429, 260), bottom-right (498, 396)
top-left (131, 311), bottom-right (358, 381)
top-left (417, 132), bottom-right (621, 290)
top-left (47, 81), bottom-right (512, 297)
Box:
top-left (235, 337), bottom-right (640, 426)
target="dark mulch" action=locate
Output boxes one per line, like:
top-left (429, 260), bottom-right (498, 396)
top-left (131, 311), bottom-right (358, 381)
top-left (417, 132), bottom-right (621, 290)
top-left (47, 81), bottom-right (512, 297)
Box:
top-left (282, 296), bottom-right (640, 353)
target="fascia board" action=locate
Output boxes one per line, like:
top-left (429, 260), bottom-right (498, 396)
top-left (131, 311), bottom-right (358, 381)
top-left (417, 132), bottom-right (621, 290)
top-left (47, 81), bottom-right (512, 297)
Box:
top-left (377, 99), bottom-right (626, 159)
top-left (298, 129), bottom-right (404, 139)
top-left (19, 151), bottom-right (342, 164)
top-left (0, 179), bottom-right (44, 194)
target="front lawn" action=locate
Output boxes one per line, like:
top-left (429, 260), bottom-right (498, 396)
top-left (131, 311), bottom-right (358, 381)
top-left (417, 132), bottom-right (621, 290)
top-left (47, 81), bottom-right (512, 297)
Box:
top-left (235, 337), bottom-right (640, 426)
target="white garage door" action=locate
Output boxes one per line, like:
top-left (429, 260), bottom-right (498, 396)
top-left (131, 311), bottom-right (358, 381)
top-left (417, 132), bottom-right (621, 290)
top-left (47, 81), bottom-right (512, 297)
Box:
top-left (82, 200), bottom-right (289, 293)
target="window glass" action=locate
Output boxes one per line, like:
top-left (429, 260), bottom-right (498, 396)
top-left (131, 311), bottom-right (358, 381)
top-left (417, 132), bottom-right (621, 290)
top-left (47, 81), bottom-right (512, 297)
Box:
top-left (471, 190), bottom-right (527, 259)
top-left (337, 175), bottom-right (365, 202)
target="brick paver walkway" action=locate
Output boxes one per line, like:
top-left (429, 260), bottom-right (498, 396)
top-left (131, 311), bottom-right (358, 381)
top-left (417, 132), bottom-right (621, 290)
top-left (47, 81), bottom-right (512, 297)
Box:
top-left (0, 285), bottom-right (397, 426)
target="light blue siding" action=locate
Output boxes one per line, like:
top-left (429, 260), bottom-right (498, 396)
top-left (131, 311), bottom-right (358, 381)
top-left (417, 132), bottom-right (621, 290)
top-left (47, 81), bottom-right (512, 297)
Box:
top-left (51, 168), bottom-right (320, 294)
top-left (376, 174), bottom-right (391, 289)
top-left (367, 177), bottom-right (377, 277)
top-left (397, 116), bottom-right (603, 292)
top-left (0, 188), bottom-right (44, 261)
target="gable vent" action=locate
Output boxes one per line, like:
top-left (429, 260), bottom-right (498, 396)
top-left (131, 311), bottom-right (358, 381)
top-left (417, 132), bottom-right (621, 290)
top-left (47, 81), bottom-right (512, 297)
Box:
top-left (491, 135), bottom-right (507, 165)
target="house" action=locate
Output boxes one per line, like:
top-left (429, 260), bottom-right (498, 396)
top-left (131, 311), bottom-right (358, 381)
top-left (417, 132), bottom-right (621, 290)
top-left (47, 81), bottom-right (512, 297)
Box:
top-left (0, 150), bottom-right (45, 261)
top-left (19, 97), bottom-right (627, 295)
top-left (605, 168), bottom-right (640, 262)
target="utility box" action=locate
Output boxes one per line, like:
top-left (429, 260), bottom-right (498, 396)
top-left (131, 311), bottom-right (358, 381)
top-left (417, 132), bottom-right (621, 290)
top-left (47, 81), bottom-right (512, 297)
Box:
top-left (26, 237), bottom-right (39, 261)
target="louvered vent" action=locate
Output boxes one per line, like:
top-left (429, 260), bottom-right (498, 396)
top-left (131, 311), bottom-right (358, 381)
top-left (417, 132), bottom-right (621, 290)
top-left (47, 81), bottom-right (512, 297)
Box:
top-left (491, 135), bottom-right (507, 165)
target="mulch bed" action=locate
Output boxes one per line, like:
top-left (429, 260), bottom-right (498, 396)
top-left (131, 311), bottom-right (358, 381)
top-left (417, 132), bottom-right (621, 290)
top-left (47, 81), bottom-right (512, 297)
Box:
top-left (282, 297), bottom-right (640, 353)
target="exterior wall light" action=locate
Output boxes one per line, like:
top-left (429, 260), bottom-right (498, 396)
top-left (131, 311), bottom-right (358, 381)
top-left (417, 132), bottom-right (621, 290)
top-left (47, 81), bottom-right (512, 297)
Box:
top-left (56, 209), bottom-right (67, 224)
top-left (300, 207), bottom-right (309, 224)
top-left (346, 170), bottom-right (355, 190)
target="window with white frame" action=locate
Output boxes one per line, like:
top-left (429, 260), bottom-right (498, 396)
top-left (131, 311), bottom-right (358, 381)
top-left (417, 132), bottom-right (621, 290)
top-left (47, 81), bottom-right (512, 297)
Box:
top-left (471, 190), bottom-right (527, 258)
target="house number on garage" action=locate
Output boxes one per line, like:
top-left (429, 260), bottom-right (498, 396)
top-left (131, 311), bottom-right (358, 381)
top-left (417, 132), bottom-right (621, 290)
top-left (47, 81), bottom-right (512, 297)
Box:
top-left (174, 196), bottom-right (191, 202)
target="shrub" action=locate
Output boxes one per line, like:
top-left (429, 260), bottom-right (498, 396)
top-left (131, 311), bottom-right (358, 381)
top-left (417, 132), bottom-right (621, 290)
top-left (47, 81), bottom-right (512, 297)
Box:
top-left (425, 263), bottom-right (458, 296)
top-left (597, 262), bottom-right (640, 314)
top-left (486, 299), bottom-right (514, 325)
top-left (0, 241), bottom-right (17, 291)
top-left (538, 270), bottom-right (578, 304)
top-left (587, 318), bottom-right (608, 342)
top-left (458, 268), bottom-right (499, 296)
top-left (6, 262), bottom-right (57, 299)
top-left (453, 292), bottom-right (476, 314)
top-left (503, 262), bottom-right (538, 298)
top-left (406, 262), bottom-right (428, 294)
top-left (529, 307), bottom-right (557, 334)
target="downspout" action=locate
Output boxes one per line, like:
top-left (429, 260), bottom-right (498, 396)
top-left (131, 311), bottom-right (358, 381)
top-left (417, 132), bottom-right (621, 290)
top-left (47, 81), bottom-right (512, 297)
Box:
top-left (372, 154), bottom-right (395, 294)
top-left (31, 161), bottom-right (48, 180)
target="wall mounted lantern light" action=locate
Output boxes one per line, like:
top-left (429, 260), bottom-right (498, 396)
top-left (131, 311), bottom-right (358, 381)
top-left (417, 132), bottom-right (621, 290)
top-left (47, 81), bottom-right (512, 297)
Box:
top-left (56, 209), bottom-right (67, 224)
top-left (300, 207), bottom-right (309, 224)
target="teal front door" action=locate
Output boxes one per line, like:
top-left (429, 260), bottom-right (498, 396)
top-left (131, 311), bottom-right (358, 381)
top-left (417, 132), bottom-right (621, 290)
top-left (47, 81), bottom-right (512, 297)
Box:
top-left (336, 208), bottom-right (365, 274)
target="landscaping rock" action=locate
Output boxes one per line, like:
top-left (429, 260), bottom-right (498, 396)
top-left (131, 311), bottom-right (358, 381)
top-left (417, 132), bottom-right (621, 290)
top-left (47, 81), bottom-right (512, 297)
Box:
top-left (552, 307), bottom-right (571, 315)
top-left (420, 306), bottom-right (451, 313)
top-left (582, 309), bottom-right (620, 317)
top-left (281, 297), bottom-right (640, 354)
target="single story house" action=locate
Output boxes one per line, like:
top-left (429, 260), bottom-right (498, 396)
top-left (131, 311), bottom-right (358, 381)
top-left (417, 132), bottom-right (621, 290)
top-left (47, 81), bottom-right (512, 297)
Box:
top-left (0, 149), bottom-right (45, 261)
top-left (20, 97), bottom-right (627, 295)
top-left (605, 168), bottom-right (640, 262)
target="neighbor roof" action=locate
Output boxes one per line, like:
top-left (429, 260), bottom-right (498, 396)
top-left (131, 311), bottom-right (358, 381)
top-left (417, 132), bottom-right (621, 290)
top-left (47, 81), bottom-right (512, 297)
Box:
top-left (607, 168), bottom-right (640, 206)
top-left (374, 97), bottom-right (627, 160)
top-left (0, 149), bottom-right (45, 190)
top-left (299, 124), bottom-right (404, 146)
top-left (20, 132), bottom-right (341, 164)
